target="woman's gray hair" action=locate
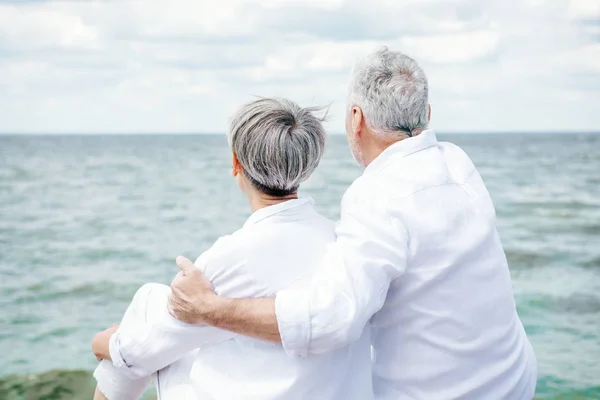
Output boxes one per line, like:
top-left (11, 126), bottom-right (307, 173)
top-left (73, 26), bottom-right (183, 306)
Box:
top-left (227, 98), bottom-right (327, 197)
top-left (348, 47), bottom-right (429, 138)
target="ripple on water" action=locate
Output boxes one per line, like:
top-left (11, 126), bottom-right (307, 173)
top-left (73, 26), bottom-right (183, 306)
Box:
top-left (13, 281), bottom-right (141, 304)
top-left (532, 293), bottom-right (600, 316)
top-left (581, 256), bottom-right (600, 269)
top-left (9, 315), bottom-right (44, 325)
top-left (505, 249), bottom-right (556, 269)
top-left (31, 328), bottom-right (74, 343)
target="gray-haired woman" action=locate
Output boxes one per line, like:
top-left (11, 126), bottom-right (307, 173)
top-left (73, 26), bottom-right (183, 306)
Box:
top-left (91, 98), bottom-right (373, 400)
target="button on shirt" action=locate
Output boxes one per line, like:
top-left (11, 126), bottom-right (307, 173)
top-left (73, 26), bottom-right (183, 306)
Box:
top-left (109, 198), bottom-right (374, 400)
top-left (276, 130), bottom-right (537, 399)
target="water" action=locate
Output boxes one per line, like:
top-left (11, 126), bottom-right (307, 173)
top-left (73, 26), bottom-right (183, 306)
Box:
top-left (1, 133), bottom-right (599, 399)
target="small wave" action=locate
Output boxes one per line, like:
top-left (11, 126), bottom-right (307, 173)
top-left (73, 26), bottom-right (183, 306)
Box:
top-left (534, 384), bottom-right (600, 399)
top-left (523, 293), bottom-right (600, 316)
top-left (31, 328), bottom-right (72, 343)
top-left (505, 250), bottom-right (553, 269)
top-left (13, 281), bottom-right (141, 304)
top-left (581, 256), bottom-right (600, 269)
top-left (78, 248), bottom-right (150, 263)
top-left (580, 223), bottom-right (600, 235)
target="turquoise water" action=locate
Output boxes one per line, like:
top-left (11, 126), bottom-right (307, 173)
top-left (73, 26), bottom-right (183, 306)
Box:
top-left (1, 133), bottom-right (599, 399)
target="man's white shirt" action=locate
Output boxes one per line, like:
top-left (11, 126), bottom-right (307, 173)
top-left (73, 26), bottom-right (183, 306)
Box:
top-left (276, 130), bottom-right (537, 399)
top-left (107, 197), bottom-right (374, 399)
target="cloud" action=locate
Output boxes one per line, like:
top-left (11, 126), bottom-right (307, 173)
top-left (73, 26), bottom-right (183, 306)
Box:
top-left (0, 4), bottom-right (100, 50)
top-left (400, 30), bottom-right (500, 64)
top-left (0, 0), bottom-right (598, 133)
top-left (567, 0), bottom-right (600, 20)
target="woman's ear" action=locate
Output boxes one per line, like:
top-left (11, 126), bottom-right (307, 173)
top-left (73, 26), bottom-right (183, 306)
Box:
top-left (232, 152), bottom-right (242, 177)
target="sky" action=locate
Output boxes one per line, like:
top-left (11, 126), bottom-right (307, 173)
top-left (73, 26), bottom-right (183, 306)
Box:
top-left (0, 0), bottom-right (598, 134)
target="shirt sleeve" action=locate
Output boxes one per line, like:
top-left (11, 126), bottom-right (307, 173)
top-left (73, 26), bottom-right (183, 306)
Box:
top-left (110, 235), bottom-right (250, 378)
top-left (275, 187), bottom-right (409, 356)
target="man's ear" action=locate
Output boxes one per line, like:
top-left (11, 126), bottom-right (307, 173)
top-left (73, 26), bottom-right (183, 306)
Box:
top-left (351, 106), bottom-right (364, 139)
top-left (232, 152), bottom-right (242, 177)
top-left (428, 104), bottom-right (431, 122)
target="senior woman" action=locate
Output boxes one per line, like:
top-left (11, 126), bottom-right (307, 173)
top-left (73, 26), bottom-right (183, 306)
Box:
top-left (91, 98), bottom-right (373, 400)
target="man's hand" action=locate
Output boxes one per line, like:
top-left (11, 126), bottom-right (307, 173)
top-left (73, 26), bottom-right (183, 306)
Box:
top-left (92, 324), bottom-right (119, 361)
top-left (168, 256), bottom-right (281, 342)
top-left (168, 256), bottom-right (218, 325)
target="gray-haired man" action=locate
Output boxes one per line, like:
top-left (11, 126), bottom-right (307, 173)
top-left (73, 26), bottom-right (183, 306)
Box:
top-left (167, 48), bottom-right (538, 399)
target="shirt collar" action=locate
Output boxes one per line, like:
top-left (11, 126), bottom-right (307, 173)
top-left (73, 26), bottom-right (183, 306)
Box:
top-left (364, 129), bottom-right (438, 174)
top-left (244, 196), bottom-right (315, 227)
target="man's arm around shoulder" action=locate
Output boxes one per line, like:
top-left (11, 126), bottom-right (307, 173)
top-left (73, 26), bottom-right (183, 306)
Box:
top-left (170, 198), bottom-right (408, 356)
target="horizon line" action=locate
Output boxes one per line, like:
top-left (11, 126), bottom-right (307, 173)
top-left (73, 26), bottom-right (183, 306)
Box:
top-left (1, 131), bottom-right (600, 136)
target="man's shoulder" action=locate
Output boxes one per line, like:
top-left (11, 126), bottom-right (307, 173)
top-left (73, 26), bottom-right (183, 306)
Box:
top-left (305, 208), bottom-right (337, 234)
top-left (341, 172), bottom-right (413, 214)
top-left (342, 175), bottom-right (382, 202)
top-left (343, 142), bottom-right (478, 207)
top-left (339, 177), bottom-right (393, 225)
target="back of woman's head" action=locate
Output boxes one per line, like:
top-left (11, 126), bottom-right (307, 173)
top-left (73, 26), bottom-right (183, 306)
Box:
top-left (227, 98), bottom-right (327, 197)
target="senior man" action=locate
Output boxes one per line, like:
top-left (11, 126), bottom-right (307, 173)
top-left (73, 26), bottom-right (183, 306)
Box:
top-left (168, 48), bottom-right (538, 399)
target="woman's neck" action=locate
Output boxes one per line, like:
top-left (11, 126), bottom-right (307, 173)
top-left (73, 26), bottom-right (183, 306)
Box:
top-left (247, 191), bottom-right (298, 213)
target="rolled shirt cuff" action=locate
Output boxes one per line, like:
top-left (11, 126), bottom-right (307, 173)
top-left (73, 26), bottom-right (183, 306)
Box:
top-left (93, 361), bottom-right (121, 400)
top-left (275, 286), bottom-right (311, 357)
top-left (93, 359), bottom-right (149, 400)
top-left (108, 331), bottom-right (141, 380)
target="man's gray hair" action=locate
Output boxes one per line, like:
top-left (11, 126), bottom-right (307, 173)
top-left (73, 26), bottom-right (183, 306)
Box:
top-left (227, 98), bottom-right (327, 196)
top-left (348, 47), bottom-right (429, 138)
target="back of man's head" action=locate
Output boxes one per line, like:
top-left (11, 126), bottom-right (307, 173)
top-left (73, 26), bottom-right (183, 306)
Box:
top-left (348, 47), bottom-right (429, 138)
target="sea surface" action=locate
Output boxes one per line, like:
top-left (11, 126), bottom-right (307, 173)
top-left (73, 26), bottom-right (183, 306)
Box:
top-left (1, 133), bottom-right (599, 399)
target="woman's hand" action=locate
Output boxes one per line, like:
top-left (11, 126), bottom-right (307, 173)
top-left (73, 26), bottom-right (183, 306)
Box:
top-left (92, 324), bottom-right (119, 361)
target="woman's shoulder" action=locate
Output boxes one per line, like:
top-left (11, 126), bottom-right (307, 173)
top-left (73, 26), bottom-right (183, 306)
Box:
top-left (194, 233), bottom-right (262, 297)
top-left (196, 232), bottom-right (246, 270)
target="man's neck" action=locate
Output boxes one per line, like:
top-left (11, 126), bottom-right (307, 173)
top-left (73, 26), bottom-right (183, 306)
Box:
top-left (363, 137), bottom-right (405, 167)
top-left (248, 192), bottom-right (298, 213)
top-left (362, 129), bottom-right (425, 167)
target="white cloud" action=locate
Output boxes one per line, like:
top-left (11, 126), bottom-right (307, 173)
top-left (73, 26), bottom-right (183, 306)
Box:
top-left (401, 30), bottom-right (500, 64)
top-left (120, 2), bottom-right (257, 38)
top-left (567, 0), bottom-right (600, 20)
top-left (558, 44), bottom-right (600, 74)
top-left (261, 0), bottom-right (344, 9)
top-left (0, 0), bottom-right (598, 133)
top-left (0, 4), bottom-right (101, 50)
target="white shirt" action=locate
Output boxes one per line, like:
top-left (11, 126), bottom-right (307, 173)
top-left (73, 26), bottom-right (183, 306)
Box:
top-left (276, 130), bottom-right (538, 399)
top-left (109, 198), bottom-right (374, 399)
